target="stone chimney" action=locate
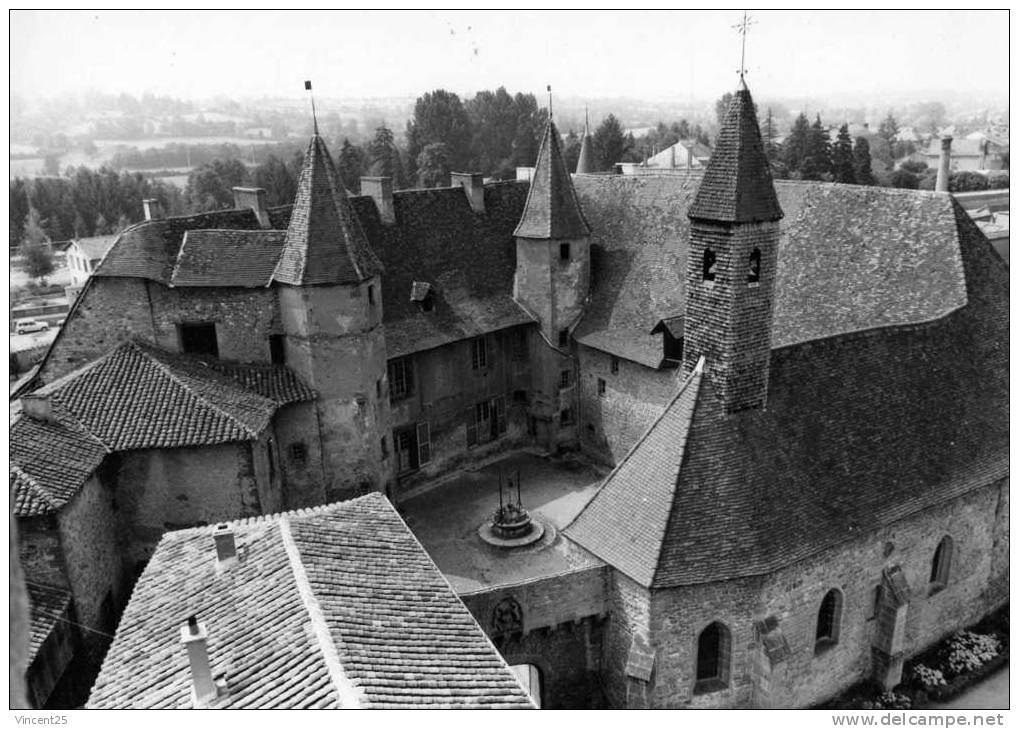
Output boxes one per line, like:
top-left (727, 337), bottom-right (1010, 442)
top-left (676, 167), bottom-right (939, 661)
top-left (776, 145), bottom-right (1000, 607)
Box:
top-left (451, 172), bottom-right (485, 214)
top-left (232, 187), bottom-right (271, 229)
top-left (213, 523), bottom-right (236, 563)
top-left (360, 177), bottom-right (395, 225)
top-left (21, 393), bottom-right (53, 422)
top-left (180, 616), bottom-right (217, 707)
top-left (936, 136), bottom-right (953, 193)
top-left (142, 198), bottom-right (163, 221)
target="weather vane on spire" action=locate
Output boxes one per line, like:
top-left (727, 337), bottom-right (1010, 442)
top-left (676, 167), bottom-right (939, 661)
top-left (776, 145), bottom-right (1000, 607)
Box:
top-left (304, 80), bottom-right (319, 135)
top-left (547, 85), bottom-right (552, 118)
top-left (732, 11), bottom-right (757, 79)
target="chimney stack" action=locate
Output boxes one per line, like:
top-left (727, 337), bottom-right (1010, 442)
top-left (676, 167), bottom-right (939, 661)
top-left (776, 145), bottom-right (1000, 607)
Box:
top-left (21, 393), bottom-right (53, 423)
top-left (360, 177), bottom-right (395, 225)
top-left (936, 136), bottom-right (953, 193)
top-left (213, 523), bottom-right (236, 563)
top-left (232, 187), bottom-right (271, 229)
top-left (180, 616), bottom-right (217, 707)
top-left (142, 198), bottom-right (164, 221)
top-left (451, 172), bottom-right (485, 214)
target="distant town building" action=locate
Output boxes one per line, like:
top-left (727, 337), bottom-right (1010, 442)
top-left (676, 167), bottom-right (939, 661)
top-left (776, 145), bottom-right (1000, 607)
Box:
top-left (618, 139), bottom-right (711, 176)
top-left (922, 135), bottom-right (1009, 171)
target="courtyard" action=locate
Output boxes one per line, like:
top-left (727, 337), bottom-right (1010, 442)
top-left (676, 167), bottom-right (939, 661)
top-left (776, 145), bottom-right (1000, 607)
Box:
top-left (398, 450), bottom-right (606, 593)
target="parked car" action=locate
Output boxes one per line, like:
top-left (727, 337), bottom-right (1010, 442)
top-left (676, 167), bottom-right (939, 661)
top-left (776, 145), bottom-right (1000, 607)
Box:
top-left (15, 319), bottom-right (49, 335)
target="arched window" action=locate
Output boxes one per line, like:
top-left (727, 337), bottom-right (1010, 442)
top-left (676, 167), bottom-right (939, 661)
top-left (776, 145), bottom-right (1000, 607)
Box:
top-left (510, 664), bottom-right (542, 708)
top-left (747, 247), bottom-right (761, 283)
top-left (815, 589), bottom-right (843, 653)
top-left (929, 536), bottom-right (954, 594)
top-left (702, 249), bottom-right (717, 281)
top-left (694, 621), bottom-right (731, 693)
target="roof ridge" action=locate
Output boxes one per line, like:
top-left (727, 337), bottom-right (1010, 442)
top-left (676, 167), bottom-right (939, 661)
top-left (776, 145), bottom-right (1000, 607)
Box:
top-left (277, 514), bottom-right (368, 708)
top-left (564, 357), bottom-right (704, 536)
top-left (128, 341), bottom-right (266, 439)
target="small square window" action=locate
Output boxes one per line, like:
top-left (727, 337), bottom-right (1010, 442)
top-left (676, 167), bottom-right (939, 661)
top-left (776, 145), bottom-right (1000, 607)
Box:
top-left (269, 334), bottom-right (285, 365)
top-left (368, 284), bottom-right (375, 305)
top-left (289, 442), bottom-right (308, 464)
top-left (180, 322), bottom-right (219, 358)
top-left (611, 356), bottom-right (620, 375)
top-left (598, 378), bottom-right (606, 396)
top-left (560, 408), bottom-right (574, 426)
top-left (513, 389), bottom-right (528, 403)
top-left (559, 242), bottom-right (571, 261)
top-left (558, 329), bottom-right (569, 347)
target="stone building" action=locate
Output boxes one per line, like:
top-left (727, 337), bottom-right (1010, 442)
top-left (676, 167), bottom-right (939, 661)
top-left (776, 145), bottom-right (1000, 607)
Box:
top-left (11, 81), bottom-right (1008, 709)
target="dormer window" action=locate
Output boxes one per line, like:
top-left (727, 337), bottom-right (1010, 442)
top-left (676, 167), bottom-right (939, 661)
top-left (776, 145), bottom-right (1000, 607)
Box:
top-left (702, 249), bottom-right (717, 281)
top-left (747, 248), bottom-right (761, 284)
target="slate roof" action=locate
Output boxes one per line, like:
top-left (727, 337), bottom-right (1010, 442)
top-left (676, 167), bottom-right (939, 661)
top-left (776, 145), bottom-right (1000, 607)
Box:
top-left (514, 119), bottom-right (591, 239)
top-left (87, 494), bottom-right (535, 709)
top-left (170, 230), bottom-right (287, 287)
top-left (274, 135), bottom-right (383, 286)
top-left (688, 80), bottom-right (783, 223)
top-left (576, 129), bottom-right (595, 174)
top-left (573, 177), bottom-right (970, 366)
top-left (96, 209), bottom-right (263, 284)
top-left (27, 581), bottom-right (72, 664)
top-left (567, 204), bottom-right (1008, 588)
top-left (11, 341), bottom-right (313, 517)
top-left (70, 235), bottom-right (118, 262)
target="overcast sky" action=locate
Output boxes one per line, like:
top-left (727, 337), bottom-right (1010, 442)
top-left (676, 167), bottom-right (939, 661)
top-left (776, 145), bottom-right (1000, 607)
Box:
top-left (10, 10), bottom-right (1010, 104)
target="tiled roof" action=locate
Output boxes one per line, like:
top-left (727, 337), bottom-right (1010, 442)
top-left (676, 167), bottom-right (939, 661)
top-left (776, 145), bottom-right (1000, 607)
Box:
top-left (566, 361), bottom-right (704, 587)
top-left (170, 230), bottom-right (287, 287)
top-left (353, 183), bottom-right (536, 358)
top-left (514, 119), bottom-right (591, 239)
top-left (70, 235), bottom-right (118, 262)
top-left (567, 204), bottom-right (1008, 587)
top-left (12, 341), bottom-right (313, 517)
top-left (573, 177), bottom-right (970, 366)
top-left (96, 209), bottom-right (263, 284)
top-left (47, 340), bottom-right (276, 451)
top-left (688, 81), bottom-right (783, 223)
top-left (576, 130), bottom-right (595, 174)
top-left (274, 135), bottom-right (383, 286)
top-left (87, 494), bottom-right (535, 709)
top-left (27, 582), bottom-right (72, 664)
top-left (11, 401), bottom-right (108, 517)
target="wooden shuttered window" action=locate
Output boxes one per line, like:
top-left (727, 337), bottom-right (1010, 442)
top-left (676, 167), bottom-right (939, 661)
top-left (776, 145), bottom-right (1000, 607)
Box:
top-left (417, 422), bottom-right (431, 465)
top-left (466, 396), bottom-right (507, 447)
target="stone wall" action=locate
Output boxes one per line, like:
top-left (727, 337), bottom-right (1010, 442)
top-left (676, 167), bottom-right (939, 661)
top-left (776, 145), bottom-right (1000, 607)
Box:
top-left (601, 572), bottom-right (655, 708)
top-left (148, 285), bottom-right (281, 362)
top-left (459, 566), bottom-right (609, 709)
top-left (637, 479), bottom-right (1005, 709)
top-left (17, 516), bottom-right (66, 590)
top-left (577, 343), bottom-right (683, 465)
top-left (388, 327), bottom-right (533, 495)
top-left (113, 442), bottom-right (264, 567)
top-left (272, 402), bottom-right (327, 509)
top-left (55, 476), bottom-right (124, 658)
top-left (40, 277), bottom-right (156, 382)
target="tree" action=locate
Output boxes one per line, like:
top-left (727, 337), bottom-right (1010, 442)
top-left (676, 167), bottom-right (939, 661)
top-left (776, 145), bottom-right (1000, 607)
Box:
top-left (832, 124), bottom-right (856, 184)
top-left (466, 87), bottom-right (519, 178)
top-left (950, 171), bottom-right (989, 192)
top-left (782, 113), bottom-right (811, 176)
top-left (407, 90), bottom-right (472, 174)
top-left (889, 168), bottom-right (919, 189)
top-left (416, 143), bottom-right (453, 188)
top-left (368, 125), bottom-right (396, 177)
top-left (20, 208), bottom-right (54, 282)
top-left (987, 171), bottom-right (1009, 189)
top-left (899, 160), bottom-right (927, 175)
top-left (336, 139), bottom-right (365, 193)
top-left (185, 158), bottom-right (248, 211)
top-left (761, 108), bottom-right (779, 162)
top-left (9, 178), bottom-right (29, 249)
top-left (592, 114), bottom-right (628, 171)
top-left (252, 154), bottom-right (297, 206)
top-left (878, 113), bottom-right (899, 146)
top-left (852, 137), bottom-right (876, 186)
top-left (800, 115), bottom-right (832, 181)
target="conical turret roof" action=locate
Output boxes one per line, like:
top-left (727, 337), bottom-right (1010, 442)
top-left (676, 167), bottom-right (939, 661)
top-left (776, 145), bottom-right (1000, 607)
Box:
top-left (688, 80), bottom-right (783, 223)
top-left (274, 135), bottom-right (383, 285)
top-left (576, 115), bottom-right (595, 174)
top-left (514, 119), bottom-right (591, 239)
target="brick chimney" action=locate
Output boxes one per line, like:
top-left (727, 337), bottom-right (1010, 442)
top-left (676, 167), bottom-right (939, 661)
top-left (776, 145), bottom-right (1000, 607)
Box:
top-left (360, 177), bottom-right (395, 225)
top-left (180, 616), bottom-right (217, 707)
top-left (142, 198), bottom-right (164, 221)
top-left (232, 187), bottom-right (271, 229)
top-left (936, 136), bottom-right (953, 193)
top-left (213, 523), bottom-right (236, 563)
top-left (451, 172), bottom-right (485, 214)
top-left (21, 393), bottom-right (53, 422)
